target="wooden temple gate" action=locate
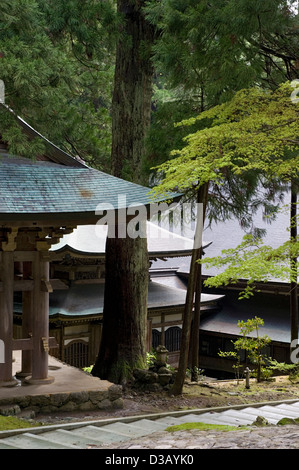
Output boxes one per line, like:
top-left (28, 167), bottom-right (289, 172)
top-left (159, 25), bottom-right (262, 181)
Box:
top-left (0, 107), bottom-right (170, 389)
top-left (0, 226), bottom-right (74, 386)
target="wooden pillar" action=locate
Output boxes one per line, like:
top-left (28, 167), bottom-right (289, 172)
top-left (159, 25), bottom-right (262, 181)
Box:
top-left (16, 261), bottom-right (32, 378)
top-left (25, 251), bottom-right (54, 384)
top-left (0, 251), bottom-right (18, 386)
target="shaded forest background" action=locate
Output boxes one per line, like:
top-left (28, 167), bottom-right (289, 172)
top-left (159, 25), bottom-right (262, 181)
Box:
top-left (1, 0), bottom-right (298, 390)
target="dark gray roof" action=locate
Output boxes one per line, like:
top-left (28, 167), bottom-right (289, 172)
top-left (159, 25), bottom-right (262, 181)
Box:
top-left (200, 290), bottom-right (294, 344)
top-left (46, 281), bottom-right (223, 318)
top-left (0, 155), bottom-right (159, 223)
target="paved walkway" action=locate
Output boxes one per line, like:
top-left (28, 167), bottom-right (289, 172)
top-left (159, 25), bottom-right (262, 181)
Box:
top-left (98, 424), bottom-right (299, 449)
top-left (1, 400), bottom-right (299, 449)
top-left (0, 351), bottom-right (111, 398)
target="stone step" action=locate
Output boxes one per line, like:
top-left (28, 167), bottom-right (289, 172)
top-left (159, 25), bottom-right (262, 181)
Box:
top-left (275, 403), bottom-right (299, 415)
top-left (40, 429), bottom-right (106, 448)
top-left (156, 412), bottom-right (249, 427)
top-left (161, 413), bottom-right (201, 424)
top-left (159, 413), bottom-right (249, 429)
top-left (0, 441), bottom-right (21, 449)
top-left (195, 412), bottom-right (252, 426)
top-left (258, 405), bottom-right (299, 420)
top-left (233, 407), bottom-right (278, 424)
top-left (129, 418), bottom-right (168, 432)
top-left (101, 421), bottom-right (152, 438)
top-left (221, 409), bottom-right (262, 425)
top-left (1, 401), bottom-right (299, 449)
top-left (277, 401), bottom-right (299, 408)
top-left (69, 425), bottom-right (130, 443)
top-left (156, 412), bottom-right (250, 427)
top-left (0, 432), bottom-right (77, 449)
top-left (155, 416), bottom-right (184, 426)
top-left (239, 405), bottom-right (299, 424)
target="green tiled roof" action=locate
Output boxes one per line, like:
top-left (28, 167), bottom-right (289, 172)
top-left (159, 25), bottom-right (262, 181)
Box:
top-left (0, 155), bottom-right (159, 221)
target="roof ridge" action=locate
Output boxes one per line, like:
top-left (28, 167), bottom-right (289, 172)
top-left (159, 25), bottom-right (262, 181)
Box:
top-left (0, 103), bottom-right (88, 168)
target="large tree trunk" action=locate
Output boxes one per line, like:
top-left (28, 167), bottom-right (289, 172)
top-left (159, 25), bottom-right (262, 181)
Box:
top-left (92, 1), bottom-right (155, 383)
top-left (92, 230), bottom-right (149, 383)
top-left (111, 0), bottom-right (155, 184)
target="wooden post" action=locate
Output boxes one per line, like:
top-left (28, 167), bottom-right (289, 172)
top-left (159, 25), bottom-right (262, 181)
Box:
top-left (25, 251), bottom-right (54, 384)
top-left (0, 251), bottom-right (18, 386)
top-left (16, 261), bottom-right (32, 378)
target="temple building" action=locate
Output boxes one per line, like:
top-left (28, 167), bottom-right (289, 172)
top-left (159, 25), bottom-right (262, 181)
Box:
top-left (2, 106), bottom-right (295, 383)
top-left (0, 105), bottom-right (175, 386)
top-left (14, 223), bottom-right (221, 369)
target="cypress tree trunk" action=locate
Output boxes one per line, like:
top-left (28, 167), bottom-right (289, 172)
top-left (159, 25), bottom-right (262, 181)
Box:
top-left (92, 1), bottom-right (155, 383)
top-left (92, 230), bottom-right (149, 383)
top-left (111, 0), bottom-right (155, 184)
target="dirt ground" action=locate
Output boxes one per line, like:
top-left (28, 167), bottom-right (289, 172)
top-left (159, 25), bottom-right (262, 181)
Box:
top-left (36, 375), bottom-right (299, 425)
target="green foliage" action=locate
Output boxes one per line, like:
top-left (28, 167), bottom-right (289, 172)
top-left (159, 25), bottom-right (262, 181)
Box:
top-left (265, 359), bottom-right (299, 383)
top-left (277, 417), bottom-right (299, 425)
top-left (143, 85), bottom-right (204, 182)
top-left (151, 83), bottom-right (299, 200)
top-left (82, 365), bottom-right (93, 374)
top-left (146, 0), bottom-right (298, 102)
top-left (146, 351), bottom-right (157, 368)
top-left (185, 366), bottom-right (204, 380)
top-left (144, 0), bottom-right (299, 189)
top-left (219, 317), bottom-right (272, 382)
top-left (166, 422), bottom-right (249, 433)
top-left (202, 227), bottom-right (299, 298)
top-left (0, 0), bottom-right (115, 170)
top-left (218, 349), bottom-right (242, 380)
top-left (0, 416), bottom-right (41, 431)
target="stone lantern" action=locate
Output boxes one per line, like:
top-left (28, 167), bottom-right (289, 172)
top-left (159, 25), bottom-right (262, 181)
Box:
top-left (155, 345), bottom-right (168, 367)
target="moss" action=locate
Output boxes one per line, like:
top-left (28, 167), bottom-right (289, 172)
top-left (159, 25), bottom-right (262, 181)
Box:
top-left (109, 356), bottom-right (147, 383)
top-left (166, 422), bottom-right (249, 433)
top-left (0, 416), bottom-right (41, 431)
top-left (277, 417), bottom-right (299, 426)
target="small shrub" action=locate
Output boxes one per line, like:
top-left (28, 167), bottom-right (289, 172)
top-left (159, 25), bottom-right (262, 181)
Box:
top-left (218, 317), bottom-right (272, 382)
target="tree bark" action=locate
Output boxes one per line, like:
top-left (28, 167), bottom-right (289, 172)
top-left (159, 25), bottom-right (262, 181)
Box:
top-left (171, 185), bottom-right (206, 395)
top-left (111, 0), bottom-right (155, 184)
top-left (92, 1), bottom-right (155, 384)
top-left (92, 228), bottom-right (149, 383)
top-left (190, 184), bottom-right (209, 381)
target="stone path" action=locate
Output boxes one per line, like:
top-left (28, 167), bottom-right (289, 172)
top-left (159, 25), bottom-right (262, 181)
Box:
top-left (98, 423), bottom-right (299, 449)
top-left (1, 400), bottom-right (299, 449)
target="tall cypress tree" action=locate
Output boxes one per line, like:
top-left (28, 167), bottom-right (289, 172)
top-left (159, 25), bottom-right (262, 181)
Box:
top-left (92, 1), bottom-right (156, 384)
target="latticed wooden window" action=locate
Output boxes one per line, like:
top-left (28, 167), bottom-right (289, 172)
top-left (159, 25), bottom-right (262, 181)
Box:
top-left (64, 340), bottom-right (89, 368)
top-left (152, 329), bottom-right (161, 350)
top-left (165, 327), bottom-right (182, 352)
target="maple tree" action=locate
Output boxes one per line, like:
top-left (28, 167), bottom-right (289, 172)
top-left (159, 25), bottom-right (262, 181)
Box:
top-left (152, 82), bottom-right (299, 394)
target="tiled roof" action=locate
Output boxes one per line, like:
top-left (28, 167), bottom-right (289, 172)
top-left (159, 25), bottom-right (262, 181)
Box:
top-left (0, 108), bottom-right (178, 222)
top-left (38, 281), bottom-right (222, 317)
top-left (200, 290), bottom-right (291, 344)
top-left (0, 155), bottom-right (157, 221)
